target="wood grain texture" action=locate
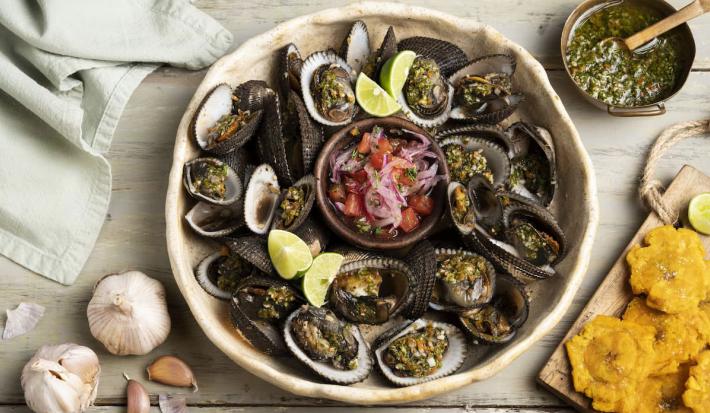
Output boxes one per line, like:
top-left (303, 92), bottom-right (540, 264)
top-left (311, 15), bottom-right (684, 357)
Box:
top-left (0, 0), bottom-right (709, 410)
top-left (538, 166), bottom-right (710, 412)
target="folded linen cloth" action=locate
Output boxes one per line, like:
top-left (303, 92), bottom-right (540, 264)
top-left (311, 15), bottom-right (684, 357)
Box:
top-left (0, 0), bottom-right (232, 285)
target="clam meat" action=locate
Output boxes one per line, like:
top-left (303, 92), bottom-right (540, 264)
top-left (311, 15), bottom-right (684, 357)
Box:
top-left (183, 157), bottom-right (242, 206)
top-left (398, 56), bottom-right (453, 127)
top-left (301, 51), bottom-right (356, 126)
top-left (195, 247), bottom-right (255, 300)
top-left (431, 249), bottom-right (496, 311)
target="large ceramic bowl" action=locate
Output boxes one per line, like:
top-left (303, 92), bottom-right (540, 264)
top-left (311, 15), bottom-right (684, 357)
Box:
top-left (165, 2), bottom-right (599, 404)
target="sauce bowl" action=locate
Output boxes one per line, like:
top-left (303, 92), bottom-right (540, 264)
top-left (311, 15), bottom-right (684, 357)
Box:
top-left (561, 0), bottom-right (695, 116)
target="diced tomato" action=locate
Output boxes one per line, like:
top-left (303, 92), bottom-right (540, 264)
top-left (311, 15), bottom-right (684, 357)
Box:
top-left (357, 132), bottom-right (371, 154)
top-left (408, 195), bottom-right (434, 216)
top-left (392, 167), bottom-right (416, 187)
top-left (389, 138), bottom-right (406, 155)
top-left (343, 176), bottom-right (360, 194)
top-left (370, 151), bottom-right (388, 170)
top-left (327, 183), bottom-right (346, 204)
top-left (344, 193), bottom-right (365, 217)
top-left (374, 137), bottom-right (393, 154)
top-left (349, 169), bottom-right (368, 184)
top-left (399, 207), bottom-right (420, 233)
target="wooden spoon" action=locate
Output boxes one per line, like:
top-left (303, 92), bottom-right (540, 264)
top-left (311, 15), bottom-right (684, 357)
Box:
top-left (624, 0), bottom-right (709, 51)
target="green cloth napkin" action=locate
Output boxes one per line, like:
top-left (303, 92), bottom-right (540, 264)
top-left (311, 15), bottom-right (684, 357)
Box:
top-left (0, 0), bottom-right (232, 285)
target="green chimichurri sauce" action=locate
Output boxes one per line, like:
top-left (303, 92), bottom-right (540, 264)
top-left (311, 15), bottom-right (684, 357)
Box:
top-left (566, 2), bottom-right (684, 107)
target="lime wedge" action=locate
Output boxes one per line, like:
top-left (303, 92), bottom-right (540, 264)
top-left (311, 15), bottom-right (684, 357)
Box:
top-left (268, 230), bottom-right (313, 280)
top-left (355, 72), bottom-right (401, 117)
top-left (688, 193), bottom-right (710, 235)
top-left (379, 50), bottom-right (416, 98)
top-left (302, 253), bottom-right (344, 307)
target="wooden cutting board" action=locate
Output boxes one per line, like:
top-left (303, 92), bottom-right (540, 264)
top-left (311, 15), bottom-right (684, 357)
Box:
top-left (537, 164), bottom-right (710, 413)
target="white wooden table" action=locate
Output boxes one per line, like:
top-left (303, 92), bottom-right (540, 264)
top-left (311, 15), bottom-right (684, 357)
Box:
top-left (1, 1), bottom-right (709, 412)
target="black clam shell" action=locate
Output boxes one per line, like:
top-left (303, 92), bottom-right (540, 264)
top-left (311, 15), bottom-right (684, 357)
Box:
top-left (278, 43), bottom-right (303, 104)
top-left (224, 235), bottom-right (275, 275)
top-left (398, 36), bottom-right (468, 77)
top-left (402, 240), bottom-right (437, 319)
top-left (287, 90), bottom-right (323, 174)
top-left (293, 215), bottom-right (331, 257)
top-left (271, 174), bottom-right (317, 232)
top-left (255, 89), bottom-right (297, 185)
top-left (502, 202), bottom-right (567, 266)
top-left (230, 293), bottom-right (288, 356)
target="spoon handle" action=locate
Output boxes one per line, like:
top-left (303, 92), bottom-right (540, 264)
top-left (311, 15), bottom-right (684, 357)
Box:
top-left (625, 0), bottom-right (707, 51)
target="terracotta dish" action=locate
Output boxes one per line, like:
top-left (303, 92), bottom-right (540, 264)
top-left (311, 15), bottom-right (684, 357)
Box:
top-left (165, 2), bottom-right (599, 404)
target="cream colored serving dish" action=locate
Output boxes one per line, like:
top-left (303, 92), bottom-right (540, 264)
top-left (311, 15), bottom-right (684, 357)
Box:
top-left (165, 2), bottom-right (599, 404)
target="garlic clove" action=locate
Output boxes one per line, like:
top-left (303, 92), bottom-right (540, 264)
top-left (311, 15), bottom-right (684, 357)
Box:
top-left (87, 271), bottom-right (171, 356)
top-left (124, 374), bottom-right (150, 413)
top-left (158, 394), bottom-right (188, 413)
top-left (146, 356), bottom-right (198, 391)
top-left (3, 302), bottom-right (45, 340)
top-left (21, 344), bottom-right (100, 413)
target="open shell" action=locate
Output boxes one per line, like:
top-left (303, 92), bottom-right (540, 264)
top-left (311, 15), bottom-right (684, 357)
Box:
top-left (230, 275), bottom-right (304, 355)
top-left (430, 248), bottom-right (496, 312)
top-left (398, 37), bottom-right (468, 77)
top-left (459, 274), bottom-right (529, 344)
top-left (244, 164), bottom-right (280, 234)
top-left (300, 51), bottom-right (356, 127)
top-left (184, 200), bottom-right (245, 238)
top-left (502, 202), bottom-right (567, 267)
top-left (397, 57), bottom-right (454, 128)
top-left (439, 136), bottom-right (511, 188)
top-left (272, 175), bottom-right (317, 232)
top-left (329, 256), bottom-right (414, 324)
top-left (195, 247), bottom-right (257, 300)
top-left (449, 55), bottom-right (523, 124)
top-left (339, 20), bottom-right (371, 77)
top-left (224, 235), bottom-right (275, 276)
top-left (447, 181), bottom-right (476, 235)
top-left (191, 83), bottom-right (263, 155)
top-left (505, 122), bottom-right (557, 206)
top-left (278, 43), bottom-right (303, 101)
top-left (283, 306), bottom-right (373, 384)
top-left (294, 216), bottom-right (331, 257)
top-left (183, 157), bottom-right (243, 206)
top-left (362, 25), bottom-right (398, 79)
top-left (374, 319), bottom-right (467, 386)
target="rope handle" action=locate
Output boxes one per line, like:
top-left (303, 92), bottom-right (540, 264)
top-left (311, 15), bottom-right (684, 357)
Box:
top-left (639, 119), bottom-right (710, 224)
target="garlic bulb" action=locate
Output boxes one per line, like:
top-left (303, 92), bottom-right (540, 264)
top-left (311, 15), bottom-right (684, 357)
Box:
top-left (21, 343), bottom-right (100, 413)
top-left (87, 271), bottom-right (171, 355)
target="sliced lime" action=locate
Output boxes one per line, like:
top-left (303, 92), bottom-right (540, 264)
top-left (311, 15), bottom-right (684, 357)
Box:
top-left (355, 72), bottom-right (401, 117)
top-left (379, 50), bottom-right (416, 98)
top-left (688, 193), bottom-right (710, 235)
top-left (302, 253), bottom-right (344, 307)
top-left (268, 230), bottom-right (313, 280)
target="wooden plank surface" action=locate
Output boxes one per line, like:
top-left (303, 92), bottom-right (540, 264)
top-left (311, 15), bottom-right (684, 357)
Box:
top-left (538, 166), bottom-right (710, 412)
top-left (0, 1), bottom-right (709, 411)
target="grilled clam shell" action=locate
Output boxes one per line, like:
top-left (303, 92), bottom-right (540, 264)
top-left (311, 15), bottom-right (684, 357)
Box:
top-left (183, 157), bottom-right (243, 206)
top-left (374, 319), bottom-right (467, 386)
top-left (329, 256), bottom-right (414, 324)
top-left (468, 174), bottom-right (505, 238)
top-left (447, 181), bottom-right (476, 235)
top-left (195, 247), bottom-right (256, 300)
top-left (230, 275), bottom-right (303, 355)
top-left (271, 174), bottom-right (316, 232)
top-left (449, 55), bottom-right (524, 124)
top-left (191, 83), bottom-right (263, 155)
top-left (398, 56), bottom-right (453, 128)
top-left (184, 200), bottom-right (245, 238)
top-left (430, 248), bottom-right (496, 311)
top-left (283, 305), bottom-right (373, 384)
top-left (285, 90), bottom-right (324, 174)
top-left (398, 37), bottom-right (468, 77)
top-left (505, 122), bottom-right (556, 206)
top-left (301, 51), bottom-right (356, 127)
top-left (244, 164), bottom-right (280, 234)
top-left (339, 20), bottom-right (371, 77)
top-left (459, 274), bottom-right (528, 344)
top-left (255, 90), bottom-right (299, 185)
top-left (503, 202), bottom-right (566, 267)
top-left (439, 136), bottom-right (511, 188)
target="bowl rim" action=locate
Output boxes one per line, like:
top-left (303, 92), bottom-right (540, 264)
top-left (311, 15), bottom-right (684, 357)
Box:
top-left (313, 116), bottom-right (449, 250)
top-left (165, 1), bottom-right (600, 404)
top-left (559, 0), bottom-right (696, 114)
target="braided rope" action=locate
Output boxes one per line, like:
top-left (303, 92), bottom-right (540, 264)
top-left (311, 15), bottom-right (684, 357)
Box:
top-left (639, 119), bottom-right (710, 224)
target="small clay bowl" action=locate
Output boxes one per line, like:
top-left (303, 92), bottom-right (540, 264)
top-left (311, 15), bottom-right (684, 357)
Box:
top-left (313, 117), bottom-right (449, 250)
